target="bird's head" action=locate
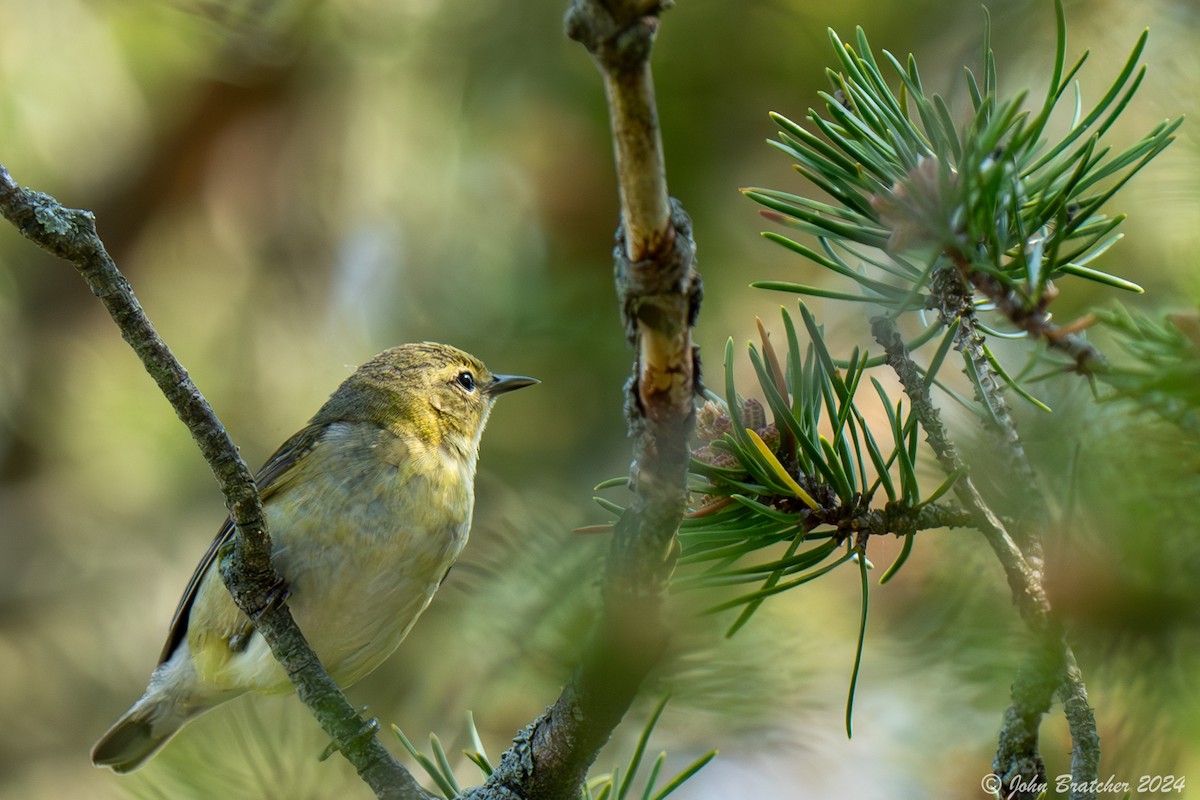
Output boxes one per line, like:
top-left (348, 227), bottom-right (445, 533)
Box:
top-left (316, 342), bottom-right (537, 456)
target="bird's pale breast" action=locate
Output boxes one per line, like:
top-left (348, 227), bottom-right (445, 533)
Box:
top-left (187, 421), bottom-right (474, 693)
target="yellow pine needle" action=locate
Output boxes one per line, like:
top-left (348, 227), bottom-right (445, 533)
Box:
top-left (744, 428), bottom-right (819, 510)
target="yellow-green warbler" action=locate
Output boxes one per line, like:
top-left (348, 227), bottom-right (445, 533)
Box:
top-left (91, 343), bottom-right (536, 773)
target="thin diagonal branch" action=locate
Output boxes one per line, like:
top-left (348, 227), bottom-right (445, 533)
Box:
top-left (0, 164), bottom-right (431, 800)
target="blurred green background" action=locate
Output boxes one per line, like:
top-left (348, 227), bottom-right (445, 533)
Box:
top-left (1, 1), bottom-right (1198, 798)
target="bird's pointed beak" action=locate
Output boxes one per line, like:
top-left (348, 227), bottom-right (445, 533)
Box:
top-left (487, 374), bottom-right (539, 396)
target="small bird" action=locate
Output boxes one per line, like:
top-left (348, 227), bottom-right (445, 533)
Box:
top-left (91, 343), bottom-right (536, 773)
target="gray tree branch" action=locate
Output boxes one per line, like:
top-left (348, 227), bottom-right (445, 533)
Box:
top-left (0, 164), bottom-right (431, 800)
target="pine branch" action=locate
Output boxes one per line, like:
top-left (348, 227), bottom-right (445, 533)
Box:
top-left (871, 314), bottom-right (1099, 796)
top-left (927, 265), bottom-right (1104, 796)
top-left (741, 4), bottom-right (1151, 792)
top-left (462, 2), bottom-right (699, 798)
top-left (1061, 650), bottom-right (1101, 800)
top-left (0, 164), bottom-right (431, 800)
top-left (951, 251), bottom-right (1109, 375)
top-left (930, 262), bottom-right (1045, 571)
top-left (870, 316), bottom-right (1042, 614)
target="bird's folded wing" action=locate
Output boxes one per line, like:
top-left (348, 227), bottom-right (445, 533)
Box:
top-left (156, 424), bottom-right (328, 664)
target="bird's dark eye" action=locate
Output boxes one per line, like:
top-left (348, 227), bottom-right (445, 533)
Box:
top-left (455, 370), bottom-right (476, 392)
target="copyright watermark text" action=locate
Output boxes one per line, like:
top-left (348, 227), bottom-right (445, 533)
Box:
top-left (981, 772), bottom-right (1186, 797)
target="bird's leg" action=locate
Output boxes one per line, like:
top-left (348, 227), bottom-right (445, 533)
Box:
top-left (254, 573), bottom-right (292, 620)
top-left (218, 539), bottom-right (291, 653)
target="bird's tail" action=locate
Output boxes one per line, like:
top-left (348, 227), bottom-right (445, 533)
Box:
top-left (91, 689), bottom-right (202, 773)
